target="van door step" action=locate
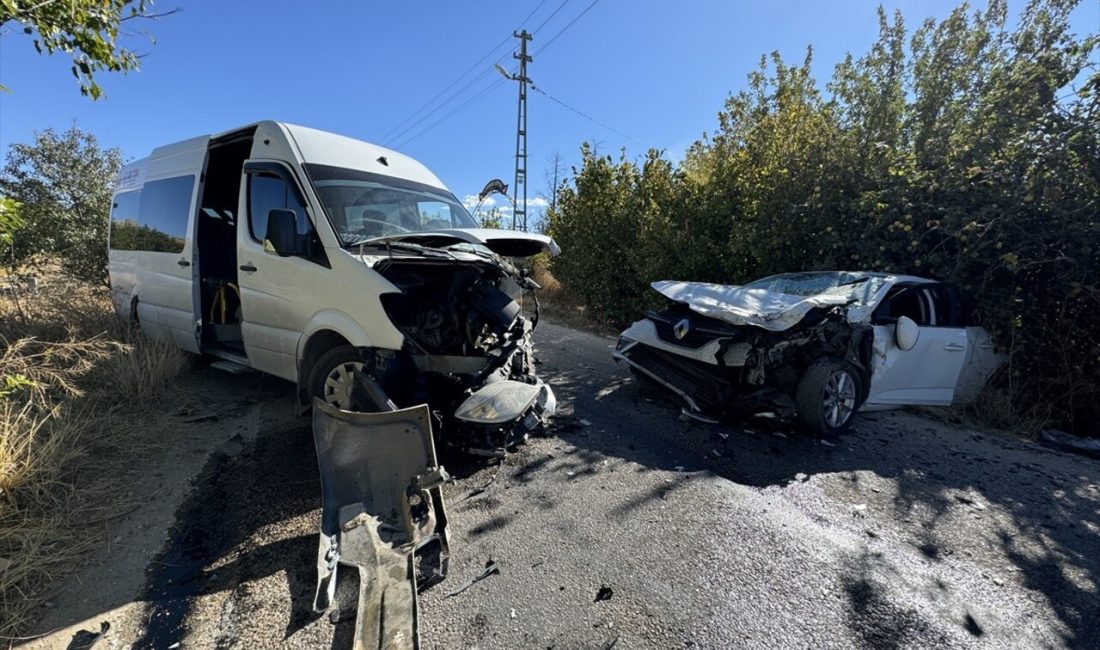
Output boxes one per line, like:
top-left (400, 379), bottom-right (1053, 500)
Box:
top-left (210, 360), bottom-right (252, 374)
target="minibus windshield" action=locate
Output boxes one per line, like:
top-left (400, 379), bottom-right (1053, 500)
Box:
top-left (304, 163), bottom-right (478, 246)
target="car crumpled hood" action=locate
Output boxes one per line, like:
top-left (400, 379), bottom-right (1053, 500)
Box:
top-left (365, 228), bottom-right (560, 258)
top-left (651, 280), bottom-right (850, 332)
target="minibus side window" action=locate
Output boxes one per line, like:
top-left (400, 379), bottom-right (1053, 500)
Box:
top-left (110, 175), bottom-right (193, 253)
top-left (247, 171), bottom-right (326, 265)
top-left (108, 190), bottom-right (142, 250)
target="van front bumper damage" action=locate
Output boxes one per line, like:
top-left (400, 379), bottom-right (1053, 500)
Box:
top-left (362, 252), bottom-right (557, 454)
top-left (310, 374), bottom-right (555, 648)
top-left (312, 399), bottom-right (450, 649)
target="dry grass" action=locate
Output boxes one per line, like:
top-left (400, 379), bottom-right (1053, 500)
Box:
top-left (0, 267), bottom-right (188, 641)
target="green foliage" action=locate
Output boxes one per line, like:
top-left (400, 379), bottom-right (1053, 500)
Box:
top-left (0, 373), bottom-right (36, 398)
top-left (549, 0), bottom-right (1100, 433)
top-left (0, 0), bottom-right (167, 99)
top-left (0, 196), bottom-right (22, 246)
top-left (0, 127), bottom-right (122, 285)
top-left (480, 206), bottom-right (506, 229)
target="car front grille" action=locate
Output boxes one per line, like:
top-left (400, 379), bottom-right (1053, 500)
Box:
top-left (646, 311), bottom-right (740, 349)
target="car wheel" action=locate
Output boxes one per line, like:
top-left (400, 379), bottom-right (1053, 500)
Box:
top-left (308, 345), bottom-right (368, 411)
top-left (795, 359), bottom-right (862, 436)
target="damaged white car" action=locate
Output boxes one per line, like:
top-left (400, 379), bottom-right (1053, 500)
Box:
top-left (615, 272), bottom-right (1003, 435)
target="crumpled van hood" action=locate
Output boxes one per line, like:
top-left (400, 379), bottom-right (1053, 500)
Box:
top-left (651, 280), bottom-right (849, 331)
top-left (363, 228), bottom-right (560, 258)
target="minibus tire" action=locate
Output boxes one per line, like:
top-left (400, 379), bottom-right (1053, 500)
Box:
top-left (307, 345), bottom-right (368, 411)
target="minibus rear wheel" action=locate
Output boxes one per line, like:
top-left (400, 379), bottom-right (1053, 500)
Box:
top-left (308, 345), bottom-right (368, 411)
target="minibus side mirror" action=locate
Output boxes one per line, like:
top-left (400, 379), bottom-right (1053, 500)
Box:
top-left (265, 209), bottom-right (299, 256)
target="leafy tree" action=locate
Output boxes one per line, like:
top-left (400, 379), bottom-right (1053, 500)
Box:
top-left (0, 0), bottom-right (174, 99)
top-left (0, 127), bottom-right (122, 284)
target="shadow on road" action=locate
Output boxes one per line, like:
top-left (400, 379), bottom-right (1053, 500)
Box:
top-left (537, 347), bottom-right (1100, 649)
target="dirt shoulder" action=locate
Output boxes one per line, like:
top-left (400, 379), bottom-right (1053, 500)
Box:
top-left (19, 368), bottom-right (296, 649)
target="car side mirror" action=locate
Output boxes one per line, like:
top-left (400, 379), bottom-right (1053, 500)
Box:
top-left (895, 315), bottom-right (920, 351)
top-left (264, 209), bottom-right (298, 256)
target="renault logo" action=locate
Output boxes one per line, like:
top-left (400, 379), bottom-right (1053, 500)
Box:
top-left (674, 318), bottom-right (691, 340)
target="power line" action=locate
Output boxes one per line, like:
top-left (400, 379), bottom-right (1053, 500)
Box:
top-left (531, 0), bottom-right (571, 34)
top-left (377, 0), bottom-right (552, 146)
top-left (518, 0), bottom-right (553, 29)
top-left (383, 64), bottom-right (502, 146)
top-left (537, 0), bottom-right (603, 54)
top-left (531, 83), bottom-right (648, 147)
top-left (392, 78), bottom-right (508, 150)
top-left (377, 37), bottom-right (511, 144)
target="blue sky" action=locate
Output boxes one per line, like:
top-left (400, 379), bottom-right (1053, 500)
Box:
top-left (1, 0), bottom-right (1097, 222)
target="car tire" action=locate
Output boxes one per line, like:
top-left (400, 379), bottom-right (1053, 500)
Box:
top-left (308, 345), bottom-right (368, 411)
top-left (795, 358), bottom-right (862, 437)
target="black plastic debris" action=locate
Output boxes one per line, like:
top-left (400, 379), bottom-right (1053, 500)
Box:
top-left (446, 559), bottom-right (500, 598)
top-left (1040, 429), bottom-right (1100, 460)
top-left (67, 621), bottom-right (109, 650)
top-left (594, 585), bottom-right (614, 602)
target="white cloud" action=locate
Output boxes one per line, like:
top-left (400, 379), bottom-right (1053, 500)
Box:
top-left (464, 193), bottom-right (548, 213)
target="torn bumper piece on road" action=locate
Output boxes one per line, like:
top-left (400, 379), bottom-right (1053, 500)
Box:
top-left (312, 399), bottom-right (450, 649)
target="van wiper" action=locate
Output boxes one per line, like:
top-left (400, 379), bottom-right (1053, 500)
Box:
top-left (348, 239), bottom-right (454, 259)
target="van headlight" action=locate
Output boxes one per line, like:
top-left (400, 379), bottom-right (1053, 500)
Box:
top-left (454, 381), bottom-right (544, 424)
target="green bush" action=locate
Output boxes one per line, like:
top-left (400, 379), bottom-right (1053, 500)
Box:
top-left (548, 0), bottom-right (1099, 434)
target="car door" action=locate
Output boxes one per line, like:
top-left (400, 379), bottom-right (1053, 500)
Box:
top-left (954, 324), bottom-right (1005, 405)
top-left (236, 161), bottom-right (327, 381)
top-left (865, 283), bottom-right (969, 407)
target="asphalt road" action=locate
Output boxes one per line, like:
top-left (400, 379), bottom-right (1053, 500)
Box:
top-left (28, 321), bottom-right (1100, 649)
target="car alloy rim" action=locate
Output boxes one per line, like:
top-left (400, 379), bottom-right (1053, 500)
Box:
top-left (323, 361), bottom-right (366, 410)
top-left (823, 370), bottom-right (857, 428)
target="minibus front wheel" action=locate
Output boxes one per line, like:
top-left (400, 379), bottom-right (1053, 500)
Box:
top-left (308, 345), bottom-right (369, 412)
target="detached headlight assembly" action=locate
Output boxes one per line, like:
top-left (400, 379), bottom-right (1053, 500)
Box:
top-left (455, 381), bottom-right (542, 425)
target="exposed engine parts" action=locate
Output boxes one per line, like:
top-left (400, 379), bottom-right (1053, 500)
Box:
top-left (354, 254), bottom-right (555, 455)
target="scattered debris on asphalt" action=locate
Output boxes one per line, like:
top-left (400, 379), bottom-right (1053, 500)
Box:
top-left (462, 465), bottom-right (501, 501)
top-left (594, 585), bottom-right (614, 602)
top-left (1040, 429), bottom-right (1100, 459)
top-left (446, 560), bottom-right (501, 598)
top-left (67, 621), bottom-right (109, 650)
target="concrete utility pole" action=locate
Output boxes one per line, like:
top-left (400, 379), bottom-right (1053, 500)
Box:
top-left (510, 30), bottom-right (532, 231)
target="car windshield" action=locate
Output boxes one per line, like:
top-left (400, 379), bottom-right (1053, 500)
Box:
top-left (303, 163), bottom-right (478, 246)
top-left (742, 272), bottom-right (887, 305)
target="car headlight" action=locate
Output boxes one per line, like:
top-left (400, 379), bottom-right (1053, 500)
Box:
top-left (455, 381), bottom-right (542, 424)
